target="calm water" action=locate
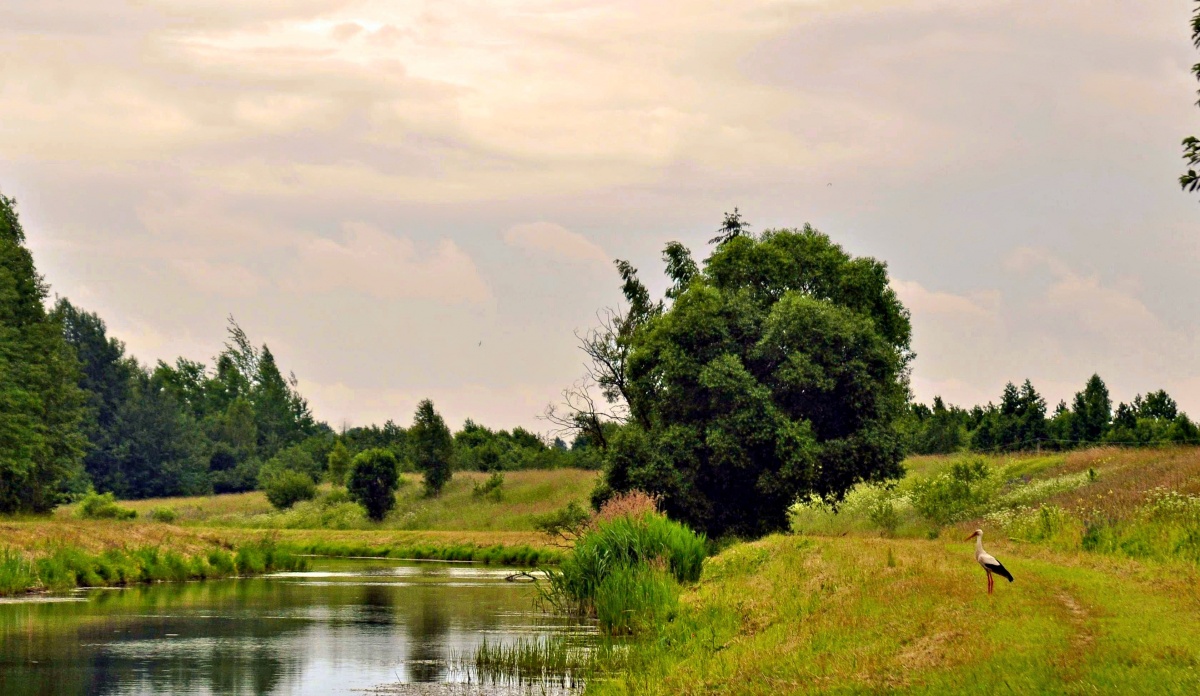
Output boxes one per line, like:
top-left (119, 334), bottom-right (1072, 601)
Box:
top-left (0, 558), bottom-right (593, 695)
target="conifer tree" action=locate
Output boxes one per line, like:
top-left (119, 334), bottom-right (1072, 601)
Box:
top-left (0, 193), bottom-right (87, 512)
top-left (410, 399), bottom-right (453, 495)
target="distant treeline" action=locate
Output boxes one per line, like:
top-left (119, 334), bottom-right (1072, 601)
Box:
top-left (902, 374), bottom-right (1200, 455)
top-left (1, 193), bottom-right (597, 513)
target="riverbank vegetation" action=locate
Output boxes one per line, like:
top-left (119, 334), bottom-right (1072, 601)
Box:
top-left (0, 538), bottom-right (306, 596)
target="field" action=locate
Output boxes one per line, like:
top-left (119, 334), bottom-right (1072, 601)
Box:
top-left (60, 468), bottom-right (599, 532)
top-left (593, 446), bottom-right (1200, 694)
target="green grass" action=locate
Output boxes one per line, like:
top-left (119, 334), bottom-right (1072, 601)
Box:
top-left (85, 469), bottom-right (599, 531)
top-left (588, 534), bottom-right (1200, 694)
top-left (0, 538), bottom-right (307, 596)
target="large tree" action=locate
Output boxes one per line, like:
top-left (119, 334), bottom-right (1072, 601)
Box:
top-left (592, 223), bottom-right (913, 538)
top-left (53, 298), bottom-right (137, 492)
top-left (0, 193), bottom-right (87, 512)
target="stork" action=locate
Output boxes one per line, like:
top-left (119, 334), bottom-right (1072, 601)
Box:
top-left (966, 529), bottom-right (1013, 594)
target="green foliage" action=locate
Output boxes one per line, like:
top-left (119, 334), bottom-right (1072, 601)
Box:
top-left (0, 550), bottom-right (36, 595)
top-left (262, 470), bottom-right (318, 510)
top-left (594, 563), bottom-right (680, 635)
top-left (327, 439), bottom-right (351, 485)
top-left (259, 444), bottom-right (321, 483)
top-left (902, 396), bottom-right (968, 455)
top-left (471, 471), bottom-right (505, 501)
top-left (909, 455), bottom-right (998, 525)
top-left (0, 193), bottom-right (88, 513)
top-left (532, 501), bottom-right (594, 543)
top-left (108, 371), bottom-right (211, 498)
top-left (595, 223), bottom-right (912, 538)
top-left (411, 399), bottom-right (454, 495)
top-left (148, 506), bottom-right (178, 523)
top-left (969, 380), bottom-right (1047, 452)
top-left (0, 540), bottom-right (305, 596)
top-left (75, 490), bottom-right (137, 520)
top-left (1070, 374), bottom-right (1111, 444)
top-left (543, 512), bottom-right (705, 633)
top-left (347, 448), bottom-right (402, 521)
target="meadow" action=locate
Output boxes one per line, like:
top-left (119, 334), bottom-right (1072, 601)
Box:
top-left (64, 468), bottom-right (599, 532)
top-left (584, 446), bottom-right (1200, 694)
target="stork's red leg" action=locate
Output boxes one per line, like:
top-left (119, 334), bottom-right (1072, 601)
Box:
top-left (987, 571), bottom-right (994, 595)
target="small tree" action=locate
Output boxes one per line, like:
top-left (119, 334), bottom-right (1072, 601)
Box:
top-left (327, 440), bottom-right (351, 486)
top-left (347, 448), bottom-right (401, 521)
top-left (410, 399), bottom-right (453, 495)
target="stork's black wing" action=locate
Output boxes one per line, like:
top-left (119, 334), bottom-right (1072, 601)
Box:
top-left (985, 561), bottom-right (1013, 583)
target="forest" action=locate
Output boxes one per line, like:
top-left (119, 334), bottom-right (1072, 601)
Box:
top-left (1, 192), bottom-right (598, 513)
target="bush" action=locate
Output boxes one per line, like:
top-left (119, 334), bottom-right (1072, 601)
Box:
top-left (347, 448), bottom-right (402, 521)
top-left (532, 501), bottom-right (593, 544)
top-left (148, 507), bottom-right (178, 523)
top-left (910, 456), bottom-right (998, 525)
top-left (263, 470), bottom-right (317, 510)
top-left (76, 491), bottom-right (137, 520)
top-left (472, 472), bottom-right (505, 501)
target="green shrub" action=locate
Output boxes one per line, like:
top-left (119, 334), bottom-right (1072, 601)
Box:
top-left (472, 472), bottom-right (505, 501)
top-left (910, 456), bottom-right (998, 525)
top-left (76, 491), bottom-right (137, 520)
top-left (263, 470), bottom-right (318, 510)
top-left (347, 449), bottom-right (402, 521)
top-left (148, 507), bottom-right (178, 523)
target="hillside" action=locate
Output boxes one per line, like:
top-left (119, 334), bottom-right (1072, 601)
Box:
top-left (596, 446), bottom-right (1200, 694)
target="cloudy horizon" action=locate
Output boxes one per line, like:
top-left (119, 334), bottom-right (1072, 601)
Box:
top-left (3, 0), bottom-right (1198, 432)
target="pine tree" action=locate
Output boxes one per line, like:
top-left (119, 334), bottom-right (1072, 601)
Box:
top-left (410, 399), bottom-right (453, 495)
top-left (0, 193), bottom-right (87, 512)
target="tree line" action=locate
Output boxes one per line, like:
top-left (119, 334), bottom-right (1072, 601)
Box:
top-left (0, 192), bottom-right (598, 514)
top-left (902, 375), bottom-right (1200, 456)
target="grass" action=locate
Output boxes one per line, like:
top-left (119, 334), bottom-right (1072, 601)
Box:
top-left (66, 469), bottom-right (600, 532)
top-left (466, 636), bottom-right (617, 685)
top-left (543, 509), bottom-right (706, 635)
top-left (589, 534), bottom-right (1200, 694)
top-left (0, 539), bottom-right (307, 596)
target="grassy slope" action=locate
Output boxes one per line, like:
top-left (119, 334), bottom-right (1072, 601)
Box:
top-left (69, 468), bottom-right (599, 532)
top-left (597, 447), bottom-right (1200, 694)
top-left (597, 535), bottom-right (1200, 694)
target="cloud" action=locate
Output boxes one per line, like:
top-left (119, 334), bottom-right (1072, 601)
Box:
top-left (502, 222), bottom-right (609, 264)
top-left (284, 222), bottom-right (492, 305)
top-left (172, 259), bottom-right (266, 297)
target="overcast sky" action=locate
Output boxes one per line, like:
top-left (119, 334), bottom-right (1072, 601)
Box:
top-left (2, 0), bottom-right (1198, 432)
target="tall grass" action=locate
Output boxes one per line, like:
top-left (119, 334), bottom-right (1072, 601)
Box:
top-left (0, 549), bottom-right (36, 595)
top-left (542, 511), bottom-right (705, 634)
top-left (0, 539), bottom-right (308, 596)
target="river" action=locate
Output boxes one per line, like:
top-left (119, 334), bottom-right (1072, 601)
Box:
top-left (0, 557), bottom-right (594, 695)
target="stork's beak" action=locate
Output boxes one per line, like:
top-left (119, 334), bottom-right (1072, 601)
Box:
top-left (964, 533), bottom-right (976, 541)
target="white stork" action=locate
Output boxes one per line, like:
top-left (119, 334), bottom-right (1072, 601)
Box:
top-left (966, 529), bottom-right (1013, 594)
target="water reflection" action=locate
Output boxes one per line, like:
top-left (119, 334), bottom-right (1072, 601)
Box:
top-left (0, 558), bottom-right (591, 695)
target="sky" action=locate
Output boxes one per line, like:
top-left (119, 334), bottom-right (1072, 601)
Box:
top-left (2, 0), bottom-right (1198, 432)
